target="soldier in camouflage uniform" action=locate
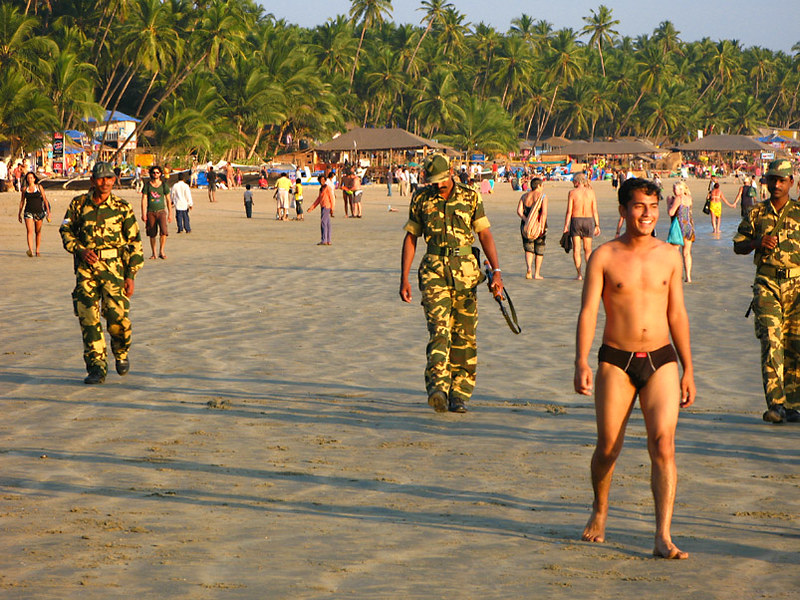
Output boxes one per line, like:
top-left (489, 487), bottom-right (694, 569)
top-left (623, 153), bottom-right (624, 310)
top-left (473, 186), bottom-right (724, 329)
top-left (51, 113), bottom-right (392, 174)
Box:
top-left (399, 155), bottom-right (503, 413)
top-left (733, 159), bottom-right (800, 423)
top-left (60, 162), bottom-right (144, 384)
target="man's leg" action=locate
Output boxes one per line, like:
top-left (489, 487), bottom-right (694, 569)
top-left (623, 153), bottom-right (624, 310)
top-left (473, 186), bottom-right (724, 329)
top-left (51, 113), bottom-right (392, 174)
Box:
top-left (639, 362), bottom-right (689, 559)
top-left (781, 281), bottom-right (800, 413)
top-left (448, 288), bottom-right (478, 407)
top-left (583, 236), bottom-right (593, 263)
top-left (571, 236), bottom-right (582, 279)
top-left (421, 282), bottom-right (453, 404)
top-left (583, 363), bottom-right (637, 543)
top-left (754, 279), bottom-right (787, 417)
top-left (73, 274), bottom-right (107, 377)
top-left (149, 236), bottom-right (157, 259)
top-left (100, 273), bottom-right (132, 365)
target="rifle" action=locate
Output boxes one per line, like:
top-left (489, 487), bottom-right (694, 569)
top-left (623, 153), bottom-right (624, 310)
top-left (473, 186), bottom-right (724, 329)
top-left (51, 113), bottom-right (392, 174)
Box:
top-left (483, 260), bottom-right (521, 334)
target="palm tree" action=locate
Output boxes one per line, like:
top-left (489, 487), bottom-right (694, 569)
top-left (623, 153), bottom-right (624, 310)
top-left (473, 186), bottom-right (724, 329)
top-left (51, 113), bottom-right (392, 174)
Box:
top-left (411, 68), bottom-right (465, 136)
top-left (440, 96), bottom-right (517, 155)
top-left (435, 6), bottom-right (469, 61)
top-left (539, 28), bottom-right (585, 141)
top-left (348, 0), bottom-right (393, 90)
top-left (652, 20), bottom-right (682, 57)
top-left (48, 49), bottom-right (102, 129)
top-left (310, 16), bottom-right (357, 80)
top-left (0, 5), bottom-right (57, 79)
top-left (406, 0), bottom-right (452, 72)
top-left (491, 36), bottom-right (534, 108)
top-left (579, 4), bottom-right (619, 77)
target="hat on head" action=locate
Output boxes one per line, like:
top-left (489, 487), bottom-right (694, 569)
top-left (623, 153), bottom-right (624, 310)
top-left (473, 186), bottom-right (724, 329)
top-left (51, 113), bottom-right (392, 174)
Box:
top-left (766, 159), bottom-right (793, 177)
top-left (91, 161), bottom-right (116, 178)
top-left (423, 154), bottom-right (451, 184)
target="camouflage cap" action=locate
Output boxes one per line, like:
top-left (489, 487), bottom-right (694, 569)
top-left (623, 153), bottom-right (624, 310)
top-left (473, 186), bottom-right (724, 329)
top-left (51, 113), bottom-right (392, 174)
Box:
top-left (91, 161), bottom-right (116, 178)
top-left (765, 159), bottom-right (793, 178)
top-left (423, 154), bottom-right (451, 184)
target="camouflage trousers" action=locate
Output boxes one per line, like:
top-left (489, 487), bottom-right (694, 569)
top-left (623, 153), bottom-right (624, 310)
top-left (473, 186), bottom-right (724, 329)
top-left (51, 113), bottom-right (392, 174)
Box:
top-left (420, 283), bottom-right (478, 403)
top-left (72, 259), bottom-right (131, 375)
top-left (753, 275), bottom-right (800, 410)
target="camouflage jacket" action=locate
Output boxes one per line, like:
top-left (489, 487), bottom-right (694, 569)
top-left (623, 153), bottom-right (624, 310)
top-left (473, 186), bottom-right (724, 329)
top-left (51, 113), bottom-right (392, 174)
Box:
top-left (404, 181), bottom-right (490, 290)
top-left (60, 191), bottom-right (144, 279)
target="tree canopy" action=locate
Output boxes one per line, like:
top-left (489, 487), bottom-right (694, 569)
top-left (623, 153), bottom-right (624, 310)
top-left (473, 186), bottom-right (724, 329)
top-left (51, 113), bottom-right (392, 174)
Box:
top-left (2, 1), bottom-right (799, 163)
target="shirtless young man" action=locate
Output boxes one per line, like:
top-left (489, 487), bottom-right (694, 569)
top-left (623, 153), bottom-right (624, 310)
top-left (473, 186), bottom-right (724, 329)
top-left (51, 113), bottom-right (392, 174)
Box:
top-left (563, 173), bottom-right (600, 279)
top-left (574, 178), bottom-right (695, 560)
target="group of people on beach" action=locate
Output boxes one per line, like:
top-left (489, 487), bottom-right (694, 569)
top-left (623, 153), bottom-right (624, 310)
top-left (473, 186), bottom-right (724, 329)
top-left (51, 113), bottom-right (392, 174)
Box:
top-left (400, 154), bottom-right (799, 561)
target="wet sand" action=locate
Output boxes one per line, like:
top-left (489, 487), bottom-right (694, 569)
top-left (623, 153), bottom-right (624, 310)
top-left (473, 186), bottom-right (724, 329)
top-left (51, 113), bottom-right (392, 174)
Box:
top-left (1, 177), bottom-right (798, 598)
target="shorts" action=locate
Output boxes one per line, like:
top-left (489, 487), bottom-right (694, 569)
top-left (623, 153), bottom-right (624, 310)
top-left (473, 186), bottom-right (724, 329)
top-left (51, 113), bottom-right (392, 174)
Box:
top-left (24, 211), bottom-right (46, 221)
top-left (208, 181), bottom-right (216, 191)
top-left (277, 189), bottom-right (290, 209)
top-left (569, 216), bottom-right (595, 238)
top-left (352, 190), bottom-right (362, 204)
top-left (522, 233), bottom-right (545, 255)
top-left (146, 210), bottom-right (168, 237)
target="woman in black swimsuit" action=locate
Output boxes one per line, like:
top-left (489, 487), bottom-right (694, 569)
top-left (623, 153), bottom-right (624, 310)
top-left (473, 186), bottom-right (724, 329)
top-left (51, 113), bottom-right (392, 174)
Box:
top-left (17, 172), bottom-right (50, 257)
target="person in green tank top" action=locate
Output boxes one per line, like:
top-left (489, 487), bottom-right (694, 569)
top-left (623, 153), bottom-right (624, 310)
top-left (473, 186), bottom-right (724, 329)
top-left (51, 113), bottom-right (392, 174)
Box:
top-left (140, 165), bottom-right (172, 259)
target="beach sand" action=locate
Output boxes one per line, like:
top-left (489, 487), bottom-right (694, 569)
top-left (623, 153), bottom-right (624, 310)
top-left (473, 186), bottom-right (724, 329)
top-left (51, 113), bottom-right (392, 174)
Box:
top-left (1, 177), bottom-right (798, 598)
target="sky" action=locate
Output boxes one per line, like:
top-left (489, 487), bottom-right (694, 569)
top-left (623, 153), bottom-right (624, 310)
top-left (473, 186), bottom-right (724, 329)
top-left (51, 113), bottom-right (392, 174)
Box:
top-left (266, 0), bottom-right (800, 54)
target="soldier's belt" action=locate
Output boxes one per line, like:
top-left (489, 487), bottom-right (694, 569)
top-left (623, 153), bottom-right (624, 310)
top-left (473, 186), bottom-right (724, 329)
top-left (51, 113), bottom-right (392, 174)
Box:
top-left (97, 248), bottom-right (122, 260)
top-left (757, 265), bottom-right (800, 279)
top-left (426, 244), bottom-right (473, 257)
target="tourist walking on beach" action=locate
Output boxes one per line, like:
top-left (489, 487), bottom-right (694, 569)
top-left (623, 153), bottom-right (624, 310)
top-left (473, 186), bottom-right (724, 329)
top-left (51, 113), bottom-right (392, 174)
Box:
top-left (243, 184), bottom-right (254, 218)
top-left (667, 181), bottom-right (695, 283)
top-left (734, 176), bottom-right (759, 218)
top-left (341, 170), bottom-right (354, 217)
top-left (386, 165), bottom-right (394, 196)
top-left (140, 165), bottom-right (172, 259)
top-left (351, 171), bottom-right (363, 218)
top-left (734, 159), bottom-right (800, 424)
top-left (17, 172), bottom-right (51, 257)
top-left (207, 166), bottom-right (218, 202)
top-left (708, 182), bottom-right (736, 237)
top-left (575, 177), bottom-right (695, 559)
top-left (563, 173), bottom-right (600, 279)
top-left (171, 172), bottom-right (193, 233)
top-left (59, 162), bottom-right (144, 384)
top-left (399, 154), bottom-right (504, 414)
top-left (275, 172), bottom-right (292, 220)
top-left (307, 174), bottom-right (333, 245)
top-left (517, 177), bottom-right (547, 279)
top-left (294, 179), bottom-right (304, 220)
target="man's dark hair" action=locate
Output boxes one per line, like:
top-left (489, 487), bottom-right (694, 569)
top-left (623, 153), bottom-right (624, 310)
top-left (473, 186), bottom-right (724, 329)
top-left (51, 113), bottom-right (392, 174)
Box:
top-left (177, 172), bottom-right (185, 182)
top-left (618, 177), bottom-right (662, 206)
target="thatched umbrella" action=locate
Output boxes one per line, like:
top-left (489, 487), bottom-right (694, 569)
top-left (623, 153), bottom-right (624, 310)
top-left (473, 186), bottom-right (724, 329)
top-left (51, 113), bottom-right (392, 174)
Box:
top-left (674, 135), bottom-right (773, 152)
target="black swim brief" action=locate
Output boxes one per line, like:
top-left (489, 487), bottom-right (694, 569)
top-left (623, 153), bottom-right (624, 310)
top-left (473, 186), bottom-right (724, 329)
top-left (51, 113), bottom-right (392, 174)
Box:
top-left (598, 343), bottom-right (677, 390)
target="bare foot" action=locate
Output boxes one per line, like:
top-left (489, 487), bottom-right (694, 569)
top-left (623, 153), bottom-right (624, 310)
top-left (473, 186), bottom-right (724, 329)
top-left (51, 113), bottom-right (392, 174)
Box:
top-left (159, 253), bottom-right (167, 259)
top-left (533, 274), bottom-right (543, 280)
top-left (525, 271), bottom-right (532, 279)
top-left (581, 510), bottom-right (606, 543)
top-left (653, 539), bottom-right (689, 559)
top-left (149, 255), bottom-right (157, 260)
top-left (576, 274), bottom-right (583, 281)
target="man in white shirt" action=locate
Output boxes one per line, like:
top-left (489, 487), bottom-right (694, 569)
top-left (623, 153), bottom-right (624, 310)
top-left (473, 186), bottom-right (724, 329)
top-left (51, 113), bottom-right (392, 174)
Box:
top-left (171, 172), bottom-right (194, 233)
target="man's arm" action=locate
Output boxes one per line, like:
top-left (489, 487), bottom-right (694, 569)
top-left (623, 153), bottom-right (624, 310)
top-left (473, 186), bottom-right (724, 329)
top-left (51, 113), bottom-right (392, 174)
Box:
top-left (591, 193), bottom-right (601, 235)
top-left (666, 250), bottom-right (695, 407)
top-left (399, 232), bottom-right (418, 302)
top-left (563, 191), bottom-right (573, 232)
top-left (477, 227), bottom-right (503, 298)
top-left (574, 249), bottom-right (604, 395)
top-left (140, 189), bottom-right (147, 221)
